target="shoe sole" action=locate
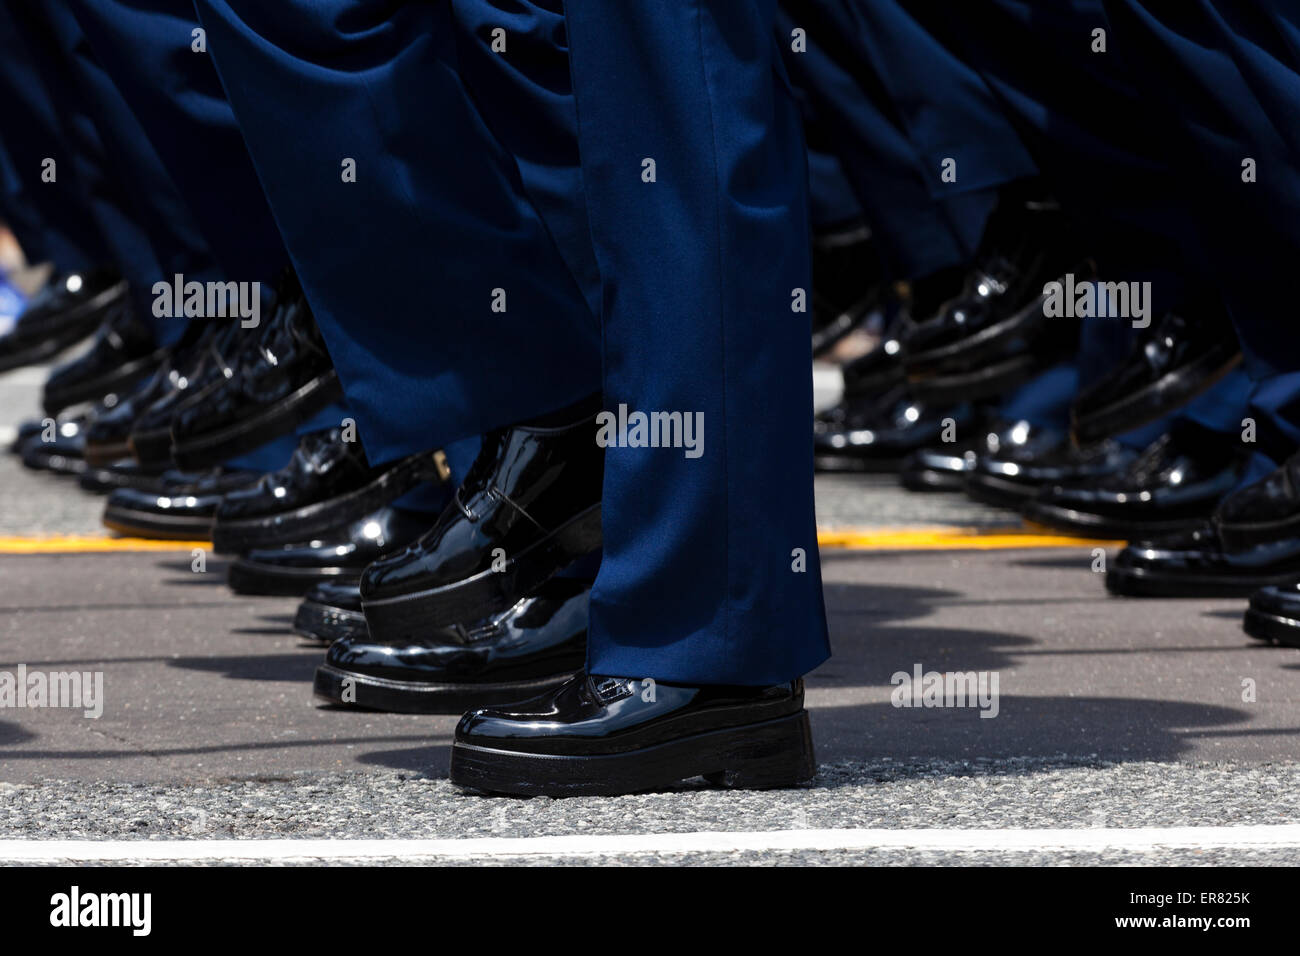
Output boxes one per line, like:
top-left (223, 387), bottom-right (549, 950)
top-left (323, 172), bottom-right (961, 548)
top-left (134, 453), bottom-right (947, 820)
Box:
top-left (906, 351), bottom-right (1042, 405)
top-left (43, 348), bottom-right (167, 417)
top-left (1243, 608), bottom-right (1300, 649)
top-left (1022, 500), bottom-right (1205, 541)
top-left (0, 281), bottom-right (128, 375)
top-left (101, 503), bottom-right (215, 540)
top-left (292, 599), bottom-right (367, 643)
top-left (79, 468), bottom-right (166, 495)
top-left (211, 450), bottom-right (438, 555)
top-left (964, 472), bottom-right (1037, 510)
top-left (362, 504), bottom-right (603, 640)
top-left (1072, 346), bottom-right (1242, 445)
top-left (449, 710), bottom-right (816, 797)
top-left (313, 663), bottom-right (583, 714)
top-left (1218, 515), bottom-right (1300, 554)
top-left (813, 453), bottom-right (904, 474)
top-left (899, 467), bottom-right (968, 492)
top-left (0, 335), bottom-right (86, 375)
top-left (170, 369), bottom-right (345, 471)
top-left (1105, 566), bottom-right (1297, 598)
top-left (21, 448), bottom-right (86, 477)
top-left (227, 558), bottom-right (362, 597)
top-left (82, 438), bottom-right (133, 468)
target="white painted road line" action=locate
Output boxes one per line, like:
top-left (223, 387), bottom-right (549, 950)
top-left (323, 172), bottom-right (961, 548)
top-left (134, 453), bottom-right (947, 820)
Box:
top-left (3, 825), bottom-right (1300, 861)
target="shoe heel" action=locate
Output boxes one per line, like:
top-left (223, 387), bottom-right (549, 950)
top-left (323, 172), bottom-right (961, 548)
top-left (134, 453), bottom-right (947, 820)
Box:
top-left (705, 711), bottom-right (816, 790)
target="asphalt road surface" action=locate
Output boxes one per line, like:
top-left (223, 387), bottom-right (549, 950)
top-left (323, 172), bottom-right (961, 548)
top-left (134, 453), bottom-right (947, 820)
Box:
top-left (2, 362), bottom-right (1298, 866)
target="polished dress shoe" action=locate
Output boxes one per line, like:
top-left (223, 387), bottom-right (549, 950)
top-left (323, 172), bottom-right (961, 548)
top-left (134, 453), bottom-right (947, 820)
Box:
top-left (1106, 522), bottom-right (1300, 597)
top-left (9, 420), bottom-right (44, 455)
top-left (1071, 306), bottom-right (1241, 444)
top-left (1212, 453), bottom-right (1300, 553)
top-left (814, 384), bottom-right (982, 473)
top-left (79, 458), bottom-right (168, 495)
top-left (964, 425), bottom-right (1135, 509)
top-left (42, 300), bottom-right (164, 416)
top-left (169, 272), bottom-right (344, 468)
top-left (211, 427), bottom-right (443, 554)
top-left (20, 414), bottom-right (89, 476)
top-left (1243, 583), bottom-right (1300, 649)
top-left (102, 467), bottom-right (259, 539)
top-left (903, 193), bottom-right (1088, 402)
top-left (361, 405), bottom-right (603, 640)
top-left (450, 672), bottom-right (815, 797)
top-left (1022, 426), bottom-right (1247, 539)
top-left (835, 312), bottom-right (909, 399)
top-left (83, 320), bottom-right (227, 466)
top-left (900, 417), bottom-right (1046, 492)
top-left (293, 581), bottom-right (368, 643)
top-left (809, 224), bottom-right (885, 357)
top-left (0, 269), bottom-right (127, 373)
top-left (314, 577), bottom-right (590, 712)
top-left (227, 505), bottom-right (433, 596)
top-left (903, 270), bottom-right (1084, 403)
top-left (128, 322), bottom-right (247, 468)
top-left (169, 273), bottom-right (345, 470)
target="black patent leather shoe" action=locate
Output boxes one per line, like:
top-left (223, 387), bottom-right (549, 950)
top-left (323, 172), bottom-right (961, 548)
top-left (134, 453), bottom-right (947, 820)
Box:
top-left (900, 418), bottom-right (1047, 492)
top-left (169, 272), bottom-right (344, 469)
top-left (293, 581), bottom-right (368, 643)
top-left (450, 672), bottom-right (815, 797)
top-left (836, 312), bottom-right (909, 399)
top-left (9, 420), bottom-right (44, 455)
top-left (361, 405), bottom-right (603, 641)
top-left (127, 322), bottom-right (248, 468)
top-left (211, 427), bottom-right (444, 554)
top-left (1023, 426), bottom-right (1247, 539)
top-left (84, 320), bottom-right (229, 466)
top-left (82, 351), bottom-right (182, 467)
top-left (102, 467), bottom-right (259, 539)
top-left (1213, 454), bottom-right (1300, 553)
top-left (814, 384), bottom-right (982, 473)
top-left (227, 505), bottom-right (434, 596)
top-left (78, 458), bottom-right (168, 495)
top-left (42, 300), bottom-right (164, 416)
top-left (903, 195), bottom-right (1088, 402)
top-left (964, 425), bottom-right (1135, 509)
top-left (1072, 307), bottom-right (1241, 444)
top-left (1243, 583), bottom-right (1300, 648)
top-left (1107, 523), bottom-right (1300, 597)
top-left (809, 224), bottom-right (885, 357)
top-left (903, 262), bottom-right (1086, 386)
top-left (20, 414), bottom-right (89, 476)
top-left (314, 577), bottom-right (590, 713)
top-left (0, 269), bottom-right (127, 373)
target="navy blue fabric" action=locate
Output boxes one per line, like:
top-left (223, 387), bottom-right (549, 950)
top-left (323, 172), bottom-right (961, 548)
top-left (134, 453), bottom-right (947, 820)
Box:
top-left (61, 0), bottom-right (288, 285)
top-left (0, 4), bottom-right (115, 273)
top-left (564, 0), bottom-right (830, 684)
top-left (193, 0), bottom-right (829, 684)
top-left (778, 0), bottom-right (1036, 278)
top-left (1101, 0), bottom-right (1300, 385)
top-left (3, 0), bottom-right (216, 344)
top-left (913, 0), bottom-right (1300, 478)
top-left (192, 0), bottom-right (603, 469)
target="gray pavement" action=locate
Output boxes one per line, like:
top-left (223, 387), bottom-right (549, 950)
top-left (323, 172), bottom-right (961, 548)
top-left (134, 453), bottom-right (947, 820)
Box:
top-left (2, 361), bottom-right (1299, 864)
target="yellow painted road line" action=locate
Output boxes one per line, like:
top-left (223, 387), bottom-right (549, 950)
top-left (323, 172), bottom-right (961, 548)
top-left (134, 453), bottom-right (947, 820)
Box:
top-left (817, 526), bottom-right (1125, 550)
top-left (0, 536), bottom-right (211, 554)
top-left (0, 526), bottom-right (1120, 554)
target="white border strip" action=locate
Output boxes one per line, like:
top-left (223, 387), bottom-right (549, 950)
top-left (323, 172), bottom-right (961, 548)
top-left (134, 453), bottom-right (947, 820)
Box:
top-left (3, 826), bottom-right (1300, 861)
